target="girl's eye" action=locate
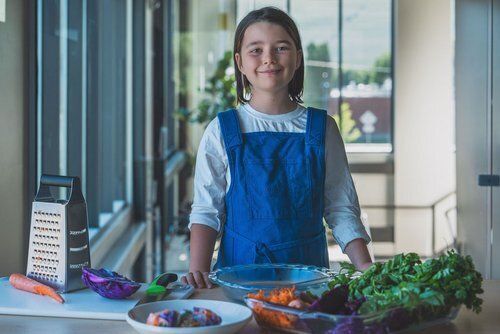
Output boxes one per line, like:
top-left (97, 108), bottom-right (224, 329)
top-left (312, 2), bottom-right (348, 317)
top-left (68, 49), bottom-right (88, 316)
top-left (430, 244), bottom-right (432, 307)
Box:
top-left (250, 48), bottom-right (262, 54)
top-left (277, 46), bottom-right (289, 52)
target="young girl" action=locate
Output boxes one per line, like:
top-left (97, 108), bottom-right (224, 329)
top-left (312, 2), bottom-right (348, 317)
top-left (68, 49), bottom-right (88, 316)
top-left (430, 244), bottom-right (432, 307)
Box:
top-left (181, 7), bottom-right (372, 289)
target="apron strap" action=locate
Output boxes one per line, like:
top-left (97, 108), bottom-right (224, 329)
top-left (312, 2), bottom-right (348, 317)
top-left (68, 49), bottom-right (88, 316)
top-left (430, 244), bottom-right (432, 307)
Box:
top-left (218, 109), bottom-right (243, 150)
top-left (306, 107), bottom-right (327, 147)
top-left (224, 226), bottom-right (326, 264)
top-left (224, 226), bottom-right (275, 263)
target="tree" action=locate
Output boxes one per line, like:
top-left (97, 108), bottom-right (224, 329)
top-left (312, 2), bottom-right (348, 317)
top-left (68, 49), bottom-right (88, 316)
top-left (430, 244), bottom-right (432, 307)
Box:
top-left (341, 52), bottom-right (391, 86)
top-left (175, 50), bottom-right (236, 126)
top-left (369, 52), bottom-right (391, 85)
top-left (332, 102), bottom-right (362, 143)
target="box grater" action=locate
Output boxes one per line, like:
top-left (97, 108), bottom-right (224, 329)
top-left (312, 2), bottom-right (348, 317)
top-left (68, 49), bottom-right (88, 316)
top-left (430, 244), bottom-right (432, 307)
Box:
top-left (26, 174), bottom-right (91, 293)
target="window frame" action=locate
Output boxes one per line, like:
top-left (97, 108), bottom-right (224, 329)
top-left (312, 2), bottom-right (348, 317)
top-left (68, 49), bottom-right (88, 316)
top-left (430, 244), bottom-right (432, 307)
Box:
top-left (31, 0), bottom-right (142, 271)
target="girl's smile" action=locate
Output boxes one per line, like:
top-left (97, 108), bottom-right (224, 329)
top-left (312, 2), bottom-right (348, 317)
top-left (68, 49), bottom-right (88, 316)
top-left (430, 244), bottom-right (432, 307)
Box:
top-left (258, 68), bottom-right (282, 75)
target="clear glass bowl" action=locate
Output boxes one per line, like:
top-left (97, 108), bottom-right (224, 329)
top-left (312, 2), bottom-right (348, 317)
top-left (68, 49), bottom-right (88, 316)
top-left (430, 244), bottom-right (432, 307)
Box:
top-left (244, 296), bottom-right (460, 334)
top-left (208, 264), bottom-right (335, 302)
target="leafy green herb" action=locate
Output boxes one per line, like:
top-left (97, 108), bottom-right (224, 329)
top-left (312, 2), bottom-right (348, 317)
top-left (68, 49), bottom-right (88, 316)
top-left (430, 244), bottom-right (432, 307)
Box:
top-left (328, 251), bottom-right (483, 315)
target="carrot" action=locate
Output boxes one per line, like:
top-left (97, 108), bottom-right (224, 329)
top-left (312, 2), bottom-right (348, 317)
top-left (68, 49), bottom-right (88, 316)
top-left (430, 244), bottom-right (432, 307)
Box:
top-left (247, 287), bottom-right (299, 329)
top-left (9, 273), bottom-right (65, 304)
top-left (248, 286), bottom-right (297, 305)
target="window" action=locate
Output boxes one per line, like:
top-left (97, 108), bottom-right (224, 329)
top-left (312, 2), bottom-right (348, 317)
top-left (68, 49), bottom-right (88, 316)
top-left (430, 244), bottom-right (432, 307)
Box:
top-left (290, 0), bottom-right (393, 152)
top-left (175, 1), bottom-right (393, 153)
top-left (37, 0), bottom-right (133, 235)
top-left (202, 0), bottom-right (394, 152)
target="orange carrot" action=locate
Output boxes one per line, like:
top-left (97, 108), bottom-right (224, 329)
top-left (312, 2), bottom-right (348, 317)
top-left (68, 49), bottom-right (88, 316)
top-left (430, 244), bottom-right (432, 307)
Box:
top-left (9, 273), bottom-right (65, 304)
top-left (247, 287), bottom-right (299, 329)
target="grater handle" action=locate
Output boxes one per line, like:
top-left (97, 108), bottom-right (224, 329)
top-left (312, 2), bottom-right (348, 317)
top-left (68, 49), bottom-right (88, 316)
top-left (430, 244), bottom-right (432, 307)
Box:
top-left (40, 174), bottom-right (75, 188)
top-left (35, 174), bottom-right (84, 203)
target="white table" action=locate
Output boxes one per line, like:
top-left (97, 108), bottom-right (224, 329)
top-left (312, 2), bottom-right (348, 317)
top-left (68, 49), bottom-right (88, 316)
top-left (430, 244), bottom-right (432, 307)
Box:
top-left (2, 281), bottom-right (500, 333)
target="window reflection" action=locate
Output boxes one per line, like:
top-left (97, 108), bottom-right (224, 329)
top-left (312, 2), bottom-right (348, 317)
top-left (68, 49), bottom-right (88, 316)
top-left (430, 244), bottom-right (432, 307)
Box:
top-left (341, 0), bottom-right (392, 146)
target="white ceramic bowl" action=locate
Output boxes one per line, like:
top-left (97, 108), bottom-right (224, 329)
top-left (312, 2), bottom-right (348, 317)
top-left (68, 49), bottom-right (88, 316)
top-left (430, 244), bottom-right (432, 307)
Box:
top-left (126, 299), bottom-right (252, 334)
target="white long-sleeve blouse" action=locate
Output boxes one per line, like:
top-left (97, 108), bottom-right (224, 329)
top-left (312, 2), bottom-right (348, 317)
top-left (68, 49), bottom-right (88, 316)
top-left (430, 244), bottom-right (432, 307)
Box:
top-left (189, 103), bottom-right (371, 252)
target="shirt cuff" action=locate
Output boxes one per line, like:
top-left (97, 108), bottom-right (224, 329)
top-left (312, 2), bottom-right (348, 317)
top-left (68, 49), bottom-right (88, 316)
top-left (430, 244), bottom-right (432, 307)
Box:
top-left (188, 213), bottom-right (220, 232)
top-left (328, 216), bottom-right (372, 252)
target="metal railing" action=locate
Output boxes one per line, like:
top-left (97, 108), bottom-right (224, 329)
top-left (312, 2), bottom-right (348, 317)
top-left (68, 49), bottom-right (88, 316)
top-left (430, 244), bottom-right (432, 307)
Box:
top-left (362, 191), bottom-right (457, 255)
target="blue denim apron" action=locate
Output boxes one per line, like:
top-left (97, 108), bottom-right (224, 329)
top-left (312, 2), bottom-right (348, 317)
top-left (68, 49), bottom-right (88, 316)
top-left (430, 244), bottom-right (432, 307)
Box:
top-left (214, 107), bottom-right (329, 269)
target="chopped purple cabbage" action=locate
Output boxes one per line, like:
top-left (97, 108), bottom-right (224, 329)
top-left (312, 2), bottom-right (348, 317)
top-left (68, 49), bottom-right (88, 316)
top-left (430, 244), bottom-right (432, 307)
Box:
top-left (326, 317), bottom-right (364, 334)
top-left (324, 317), bottom-right (388, 334)
top-left (308, 285), bottom-right (352, 315)
top-left (81, 267), bottom-right (141, 299)
top-left (192, 307), bottom-right (222, 326)
top-left (344, 296), bottom-right (366, 315)
top-left (384, 307), bottom-right (413, 331)
top-left (158, 309), bottom-right (179, 327)
top-left (362, 322), bottom-right (387, 334)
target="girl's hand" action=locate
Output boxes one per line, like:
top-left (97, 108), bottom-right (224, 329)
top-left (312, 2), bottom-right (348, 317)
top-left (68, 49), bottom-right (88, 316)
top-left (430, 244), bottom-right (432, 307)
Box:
top-left (185, 224), bottom-right (217, 289)
top-left (345, 238), bottom-right (373, 272)
top-left (181, 271), bottom-right (214, 289)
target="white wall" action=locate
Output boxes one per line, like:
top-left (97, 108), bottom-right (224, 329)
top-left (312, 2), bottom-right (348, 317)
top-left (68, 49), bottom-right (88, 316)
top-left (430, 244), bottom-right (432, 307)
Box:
top-left (0, 0), bottom-right (27, 276)
top-left (393, 0), bottom-right (455, 255)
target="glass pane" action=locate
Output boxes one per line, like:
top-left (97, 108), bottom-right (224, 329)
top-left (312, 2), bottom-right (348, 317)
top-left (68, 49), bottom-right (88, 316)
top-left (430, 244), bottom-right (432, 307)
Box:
top-left (41, 0), bottom-right (62, 177)
top-left (174, 0), bottom-right (235, 127)
top-left (67, 0), bottom-right (84, 181)
top-left (290, 0), bottom-right (339, 112)
top-left (171, 0), bottom-right (239, 272)
top-left (86, 0), bottom-right (127, 224)
top-left (38, 0), bottom-right (128, 226)
top-left (341, 0), bottom-right (392, 146)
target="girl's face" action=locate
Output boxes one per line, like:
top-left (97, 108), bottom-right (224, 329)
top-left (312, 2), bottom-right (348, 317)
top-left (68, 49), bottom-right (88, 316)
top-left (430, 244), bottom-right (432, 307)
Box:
top-left (235, 22), bottom-right (302, 97)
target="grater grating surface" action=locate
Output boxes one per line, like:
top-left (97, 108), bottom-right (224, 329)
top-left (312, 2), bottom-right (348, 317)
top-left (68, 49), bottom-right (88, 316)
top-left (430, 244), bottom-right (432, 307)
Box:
top-left (27, 204), bottom-right (65, 286)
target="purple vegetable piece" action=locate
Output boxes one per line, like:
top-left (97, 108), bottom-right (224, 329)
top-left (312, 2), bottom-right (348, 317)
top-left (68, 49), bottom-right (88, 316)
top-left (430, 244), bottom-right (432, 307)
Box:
top-left (363, 322), bottom-right (388, 334)
top-left (299, 291), bottom-right (318, 304)
top-left (326, 317), bottom-right (364, 334)
top-left (192, 307), bottom-right (222, 326)
top-left (159, 310), bottom-right (179, 327)
top-left (384, 307), bottom-right (413, 331)
top-left (179, 310), bottom-right (196, 327)
top-left (81, 267), bottom-right (140, 299)
top-left (345, 297), bottom-right (366, 315)
top-left (309, 285), bottom-right (349, 314)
